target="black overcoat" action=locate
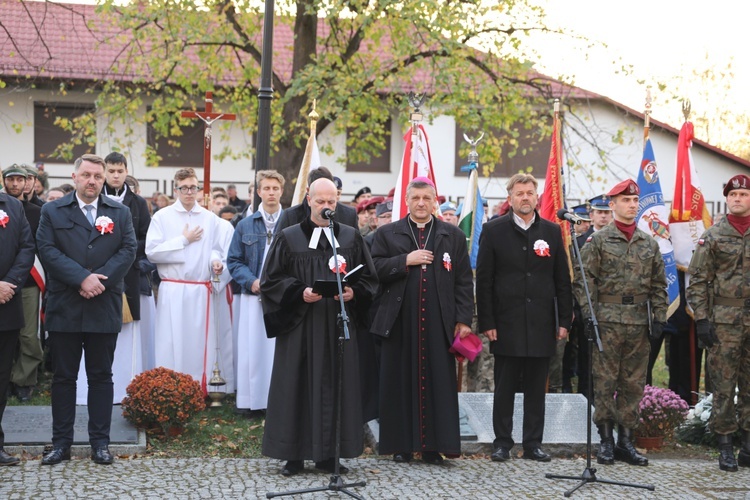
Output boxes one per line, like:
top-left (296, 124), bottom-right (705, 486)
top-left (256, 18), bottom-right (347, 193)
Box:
top-left (36, 192), bottom-right (136, 334)
top-left (0, 193), bottom-right (35, 331)
top-left (476, 211), bottom-right (573, 358)
top-left (118, 187), bottom-right (151, 320)
top-left (370, 217), bottom-right (474, 344)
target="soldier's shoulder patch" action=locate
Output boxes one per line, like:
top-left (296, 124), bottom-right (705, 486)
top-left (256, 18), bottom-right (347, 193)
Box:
top-left (698, 238), bottom-right (705, 246)
top-left (586, 236), bottom-right (593, 243)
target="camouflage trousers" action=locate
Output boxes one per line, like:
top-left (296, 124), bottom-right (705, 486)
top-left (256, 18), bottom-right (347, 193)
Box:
top-left (466, 314), bottom-right (495, 393)
top-left (548, 338), bottom-right (568, 392)
top-left (707, 323), bottom-right (750, 434)
top-left (592, 322), bottom-right (649, 428)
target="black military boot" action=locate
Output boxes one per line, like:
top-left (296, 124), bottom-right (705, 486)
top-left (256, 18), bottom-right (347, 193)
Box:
top-left (596, 421), bottom-right (615, 465)
top-left (614, 426), bottom-right (648, 466)
top-left (717, 433), bottom-right (738, 471)
top-left (738, 430), bottom-right (750, 468)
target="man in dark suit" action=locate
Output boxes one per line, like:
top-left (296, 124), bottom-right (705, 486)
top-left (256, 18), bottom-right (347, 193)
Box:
top-left (276, 167), bottom-right (358, 231)
top-left (37, 154), bottom-right (136, 465)
top-left (0, 191), bottom-right (35, 465)
top-left (2, 165), bottom-right (43, 402)
top-left (476, 173), bottom-right (573, 463)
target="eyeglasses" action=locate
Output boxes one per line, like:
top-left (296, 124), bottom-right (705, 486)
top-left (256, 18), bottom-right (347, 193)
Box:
top-left (176, 186), bottom-right (201, 194)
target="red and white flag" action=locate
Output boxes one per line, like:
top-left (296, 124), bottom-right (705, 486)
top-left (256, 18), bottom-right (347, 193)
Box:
top-left (669, 121), bottom-right (713, 269)
top-left (392, 124), bottom-right (439, 220)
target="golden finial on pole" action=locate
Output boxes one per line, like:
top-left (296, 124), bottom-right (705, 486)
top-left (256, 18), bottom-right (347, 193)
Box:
top-left (644, 86), bottom-right (652, 128)
top-left (309, 99), bottom-right (319, 135)
top-left (682, 99), bottom-right (691, 121)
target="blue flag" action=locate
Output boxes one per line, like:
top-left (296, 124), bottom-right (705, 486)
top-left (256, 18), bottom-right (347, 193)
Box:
top-left (636, 138), bottom-right (680, 317)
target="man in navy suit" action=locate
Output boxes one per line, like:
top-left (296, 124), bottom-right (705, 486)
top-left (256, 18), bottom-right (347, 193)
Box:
top-left (0, 191), bottom-right (35, 465)
top-left (36, 154), bottom-right (136, 465)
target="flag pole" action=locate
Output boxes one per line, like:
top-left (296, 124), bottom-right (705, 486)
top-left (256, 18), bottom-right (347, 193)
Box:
top-left (643, 86), bottom-right (652, 145)
top-left (408, 92), bottom-right (426, 178)
top-left (677, 97), bottom-right (699, 405)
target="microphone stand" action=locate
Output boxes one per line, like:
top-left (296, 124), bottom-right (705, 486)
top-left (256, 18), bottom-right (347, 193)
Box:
top-left (267, 214), bottom-right (366, 500)
top-left (545, 221), bottom-right (655, 497)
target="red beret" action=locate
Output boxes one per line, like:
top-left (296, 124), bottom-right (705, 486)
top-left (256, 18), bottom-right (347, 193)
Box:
top-left (607, 179), bottom-right (639, 197)
top-left (723, 174), bottom-right (750, 196)
top-left (357, 196), bottom-right (384, 213)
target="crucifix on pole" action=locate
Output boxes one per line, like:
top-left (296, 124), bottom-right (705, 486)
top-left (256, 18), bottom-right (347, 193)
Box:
top-left (181, 91), bottom-right (236, 207)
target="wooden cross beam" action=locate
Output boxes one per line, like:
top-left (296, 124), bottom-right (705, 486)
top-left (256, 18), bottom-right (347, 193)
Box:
top-left (181, 91), bottom-right (236, 206)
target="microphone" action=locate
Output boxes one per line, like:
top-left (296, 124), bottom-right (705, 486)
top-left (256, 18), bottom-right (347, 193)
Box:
top-left (556, 208), bottom-right (583, 225)
top-left (321, 208), bottom-right (336, 220)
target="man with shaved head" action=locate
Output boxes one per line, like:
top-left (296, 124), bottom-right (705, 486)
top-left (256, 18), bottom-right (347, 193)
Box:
top-left (260, 178), bottom-right (378, 477)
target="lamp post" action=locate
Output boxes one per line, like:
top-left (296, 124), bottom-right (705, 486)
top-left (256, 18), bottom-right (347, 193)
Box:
top-left (254, 0), bottom-right (275, 211)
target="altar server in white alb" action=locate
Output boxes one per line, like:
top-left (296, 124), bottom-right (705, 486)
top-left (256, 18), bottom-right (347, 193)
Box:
top-left (228, 170), bottom-right (285, 415)
top-left (146, 168), bottom-right (235, 394)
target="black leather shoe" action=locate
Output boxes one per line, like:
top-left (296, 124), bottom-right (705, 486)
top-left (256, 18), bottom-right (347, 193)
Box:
top-left (597, 439), bottom-right (615, 465)
top-left (523, 447), bottom-right (551, 462)
top-left (280, 460), bottom-right (304, 476)
top-left (15, 385), bottom-right (33, 402)
top-left (421, 451), bottom-right (444, 465)
top-left (490, 446), bottom-right (510, 462)
top-left (0, 449), bottom-right (20, 466)
top-left (393, 452), bottom-right (412, 463)
top-left (614, 427), bottom-right (648, 466)
top-left (41, 447), bottom-right (71, 465)
top-left (315, 458), bottom-right (349, 474)
top-left (92, 446), bottom-right (114, 465)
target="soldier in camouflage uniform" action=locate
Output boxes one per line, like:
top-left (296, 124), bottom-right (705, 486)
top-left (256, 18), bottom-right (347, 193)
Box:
top-left (574, 179), bottom-right (667, 467)
top-left (687, 173), bottom-right (750, 473)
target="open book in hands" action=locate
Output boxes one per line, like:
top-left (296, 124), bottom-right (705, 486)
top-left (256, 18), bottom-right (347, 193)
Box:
top-left (312, 264), bottom-right (365, 298)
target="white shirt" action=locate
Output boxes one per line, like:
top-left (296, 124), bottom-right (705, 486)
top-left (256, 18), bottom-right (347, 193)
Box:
top-left (512, 211), bottom-right (535, 230)
top-left (76, 194), bottom-right (99, 221)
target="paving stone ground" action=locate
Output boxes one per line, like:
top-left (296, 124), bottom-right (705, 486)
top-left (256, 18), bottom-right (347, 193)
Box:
top-left (1, 455), bottom-right (748, 499)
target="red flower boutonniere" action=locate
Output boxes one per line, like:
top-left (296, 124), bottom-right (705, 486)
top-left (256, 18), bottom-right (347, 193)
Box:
top-left (533, 239), bottom-right (550, 257)
top-left (328, 255), bottom-right (347, 274)
top-left (0, 210), bottom-right (8, 228)
top-left (443, 252), bottom-right (452, 271)
top-left (95, 215), bottom-right (114, 235)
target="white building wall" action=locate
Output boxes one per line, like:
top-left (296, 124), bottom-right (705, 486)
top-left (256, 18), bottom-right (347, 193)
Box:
top-left (1, 89), bottom-right (747, 215)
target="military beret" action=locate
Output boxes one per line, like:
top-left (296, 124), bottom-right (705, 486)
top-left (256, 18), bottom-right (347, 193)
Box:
top-left (332, 176), bottom-right (343, 190)
top-left (607, 179), bottom-right (640, 197)
top-left (587, 194), bottom-right (611, 211)
top-left (357, 196), bottom-right (383, 213)
top-left (2, 164), bottom-right (28, 179)
top-left (571, 203), bottom-right (591, 221)
top-left (353, 186), bottom-right (371, 202)
top-left (723, 174), bottom-right (750, 196)
top-left (440, 201), bottom-right (457, 213)
top-left (376, 198), bottom-right (394, 217)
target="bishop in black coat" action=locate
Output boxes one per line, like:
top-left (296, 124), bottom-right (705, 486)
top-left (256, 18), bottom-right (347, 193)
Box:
top-left (370, 213), bottom-right (474, 459)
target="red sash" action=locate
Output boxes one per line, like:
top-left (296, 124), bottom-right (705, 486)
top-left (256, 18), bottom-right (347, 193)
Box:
top-left (161, 278), bottom-right (212, 396)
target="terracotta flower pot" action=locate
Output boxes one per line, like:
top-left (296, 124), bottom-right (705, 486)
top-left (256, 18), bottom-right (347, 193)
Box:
top-left (635, 435), bottom-right (664, 450)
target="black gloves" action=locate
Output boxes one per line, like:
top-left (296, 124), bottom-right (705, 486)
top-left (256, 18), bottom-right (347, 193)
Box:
top-left (696, 319), bottom-right (720, 348)
top-left (649, 322), bottom-right (666, 342)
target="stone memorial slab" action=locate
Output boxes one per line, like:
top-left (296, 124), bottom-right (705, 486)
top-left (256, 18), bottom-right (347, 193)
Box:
top-left (366, 392), bottom-right (593, 456)
top-left (4, 406), bottom-right (138, 445)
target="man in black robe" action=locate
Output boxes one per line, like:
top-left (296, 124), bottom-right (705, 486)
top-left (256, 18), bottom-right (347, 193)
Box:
top-left (370, 177), bottom-right (474, 465)
top-left (260, 178), bottom-right (378, 477)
